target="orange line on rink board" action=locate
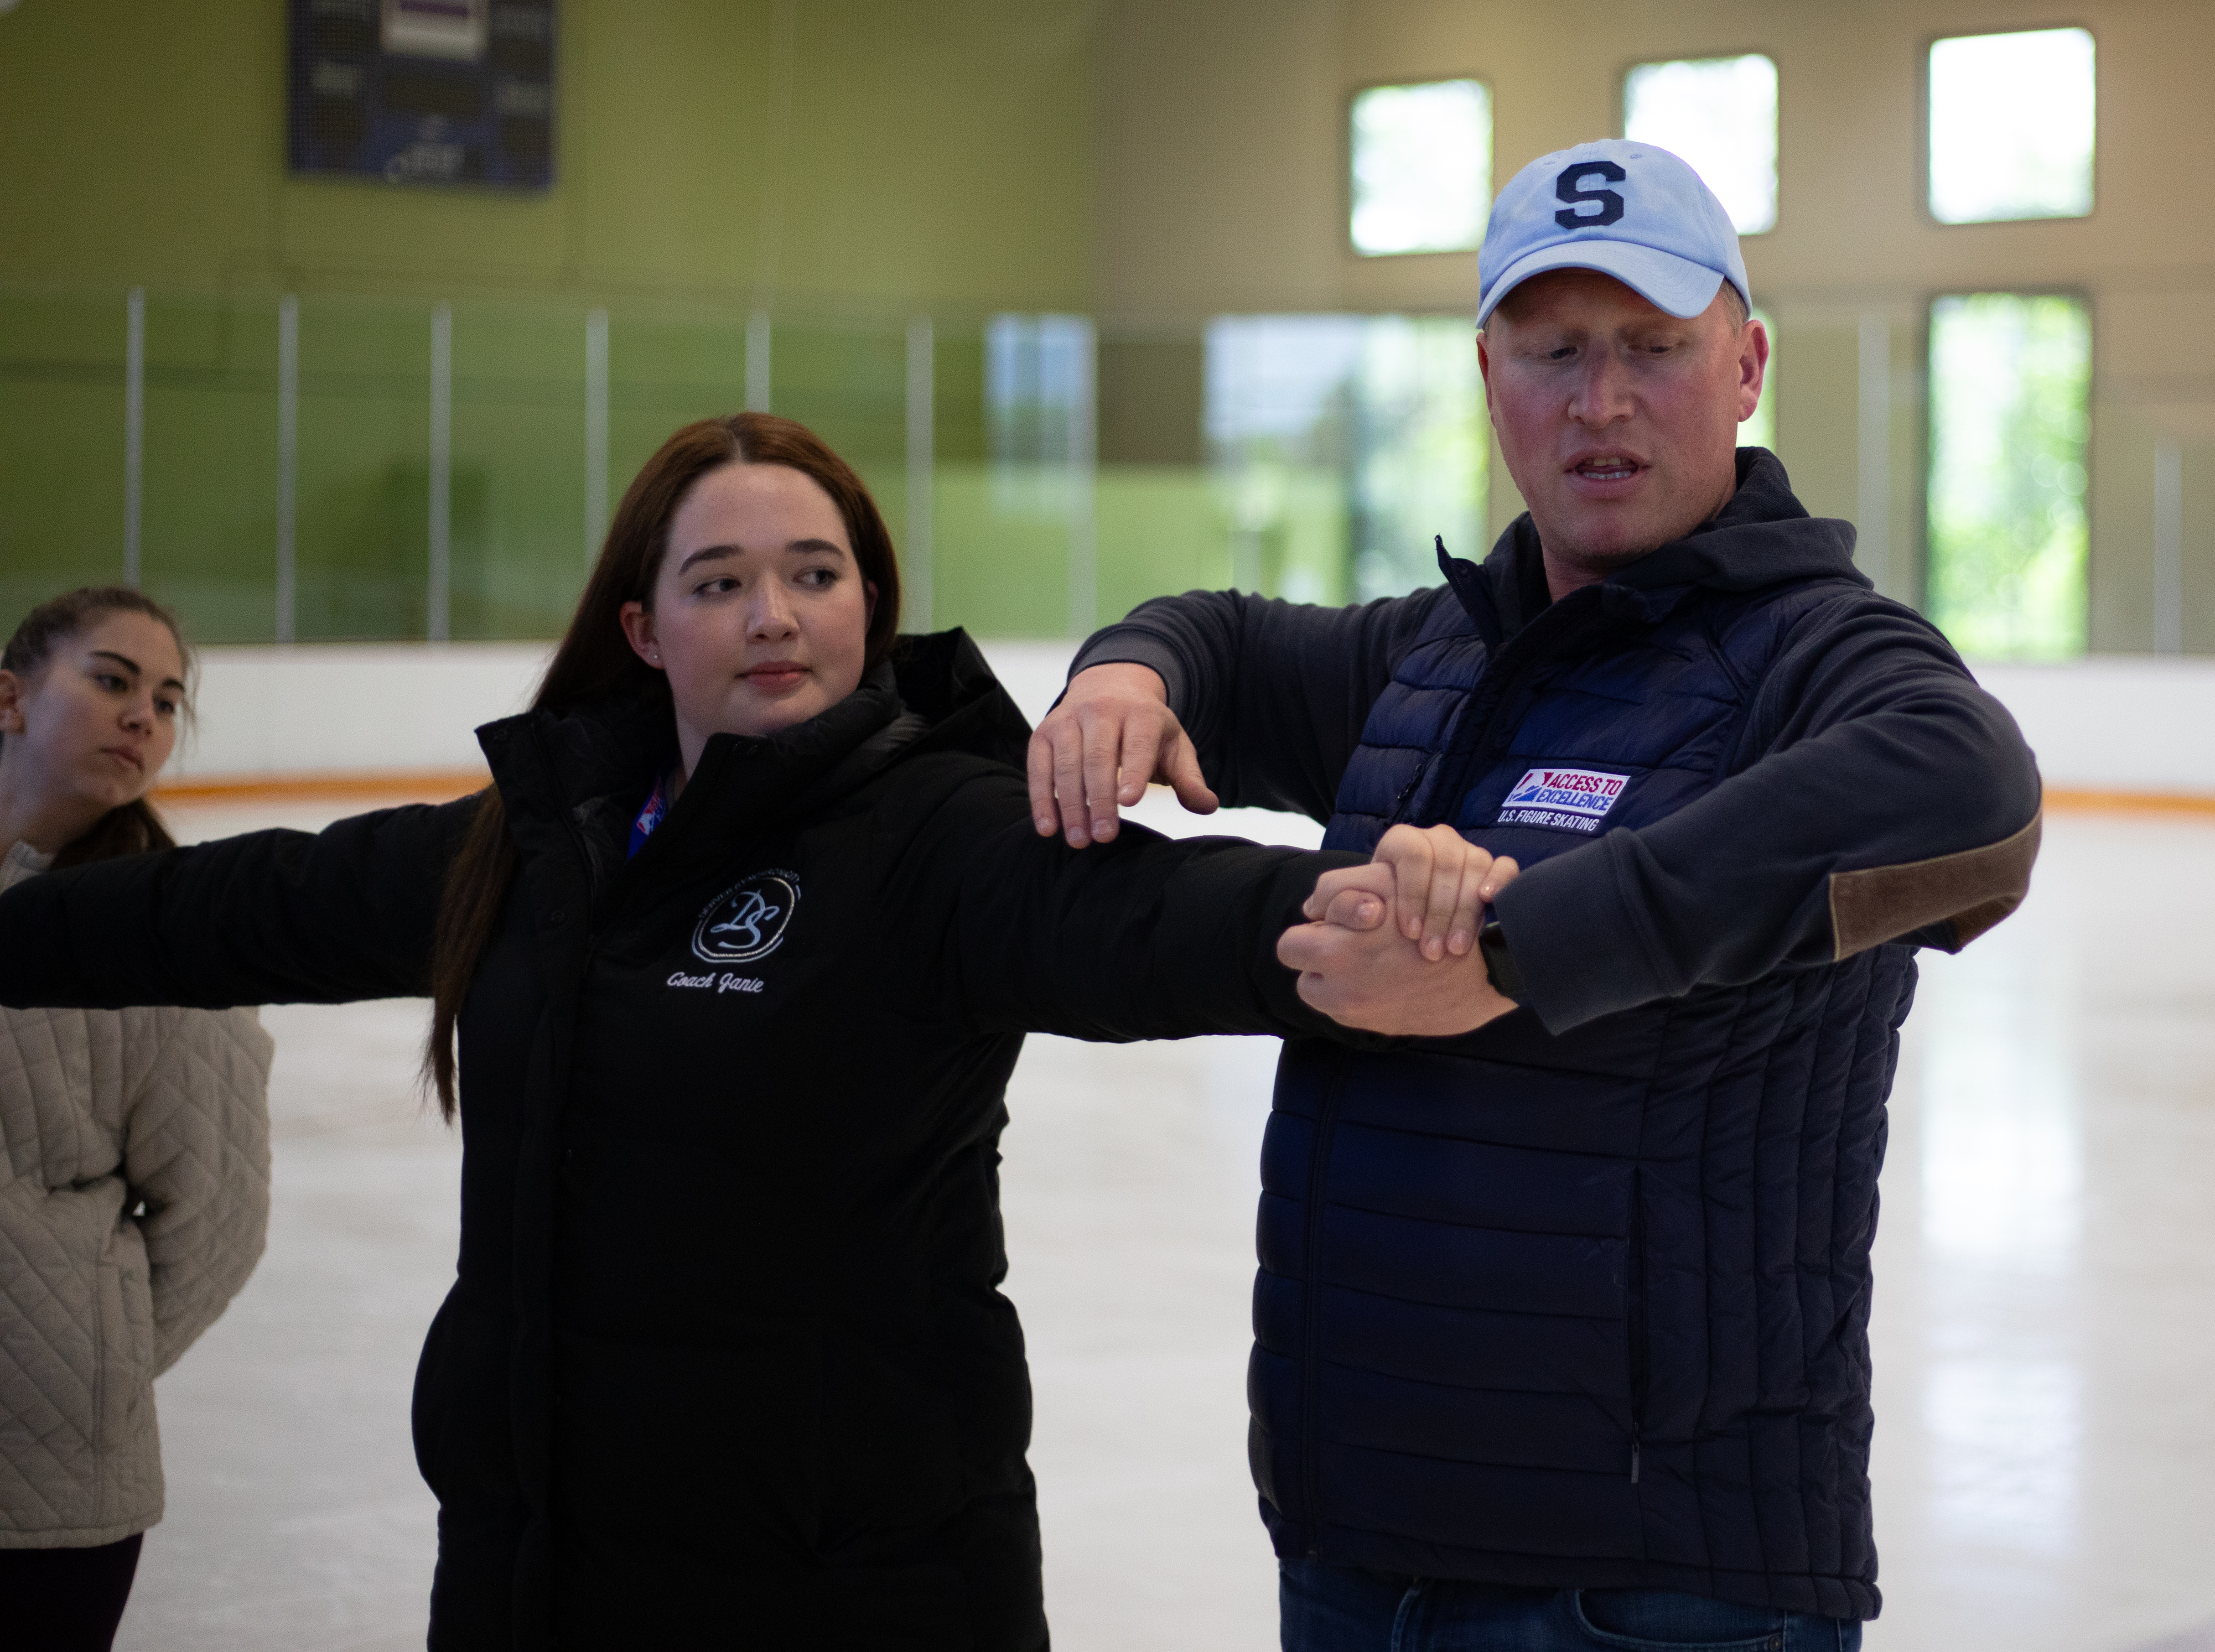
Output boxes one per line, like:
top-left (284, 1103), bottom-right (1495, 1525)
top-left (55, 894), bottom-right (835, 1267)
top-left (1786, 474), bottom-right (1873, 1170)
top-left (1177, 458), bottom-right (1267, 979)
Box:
top-left (148, 776), bottom-right (2215, 816)
top-left (2044, 788), bottom-right (2215, 817)
top-left (154, 769), bottom-right (491, 806)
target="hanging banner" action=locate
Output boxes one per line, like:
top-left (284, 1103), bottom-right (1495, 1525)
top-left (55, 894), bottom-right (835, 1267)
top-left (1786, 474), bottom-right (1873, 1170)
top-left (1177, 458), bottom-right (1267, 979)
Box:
top-left (288, 0), bottom-right (555, 189)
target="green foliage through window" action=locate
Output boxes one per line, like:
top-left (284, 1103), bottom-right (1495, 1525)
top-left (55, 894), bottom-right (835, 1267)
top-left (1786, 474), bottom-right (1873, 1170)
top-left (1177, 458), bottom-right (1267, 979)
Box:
top-left (1206, 316), bottom-right (1485, 603)
top-left (1926, 294), bottom-right (2091, 660)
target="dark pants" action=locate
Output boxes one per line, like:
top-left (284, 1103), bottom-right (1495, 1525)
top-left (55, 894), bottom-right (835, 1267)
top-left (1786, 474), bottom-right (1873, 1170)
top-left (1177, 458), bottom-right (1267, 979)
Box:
top-left (1281, 1559), bottom-right (1863, 1652)
top-left (0, 1533), bottom-right (145, 1652)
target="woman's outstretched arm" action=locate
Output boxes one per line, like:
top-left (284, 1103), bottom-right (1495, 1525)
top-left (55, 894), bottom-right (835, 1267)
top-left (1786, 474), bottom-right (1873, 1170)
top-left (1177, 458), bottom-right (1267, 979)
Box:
top-left (892, 764), bottom-right (1389, 1044)
top-left (0, 795), bottom-right (480, 1011)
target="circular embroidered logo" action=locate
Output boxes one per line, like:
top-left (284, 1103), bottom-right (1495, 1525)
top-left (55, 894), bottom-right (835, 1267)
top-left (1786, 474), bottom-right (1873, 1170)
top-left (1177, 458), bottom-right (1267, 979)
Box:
top-left (691, 871), bottom-right (799, 964)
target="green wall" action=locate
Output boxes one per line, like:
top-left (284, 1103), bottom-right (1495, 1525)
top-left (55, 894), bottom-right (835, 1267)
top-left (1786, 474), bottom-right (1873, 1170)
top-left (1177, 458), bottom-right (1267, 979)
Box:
top-left (0, 0), bottom-right (1095, 310)
top-left (0, 0), bottom-right (1107, 641)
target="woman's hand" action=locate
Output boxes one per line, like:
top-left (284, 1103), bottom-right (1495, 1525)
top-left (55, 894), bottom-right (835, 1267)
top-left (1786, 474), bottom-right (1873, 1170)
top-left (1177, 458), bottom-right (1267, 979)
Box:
top-left (1302, 824), bottom-right (1520, 961)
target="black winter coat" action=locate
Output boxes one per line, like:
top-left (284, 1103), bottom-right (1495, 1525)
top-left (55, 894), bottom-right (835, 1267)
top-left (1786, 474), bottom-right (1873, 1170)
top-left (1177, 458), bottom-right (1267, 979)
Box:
top-left (0, 632), bottom-right (1365, 1650)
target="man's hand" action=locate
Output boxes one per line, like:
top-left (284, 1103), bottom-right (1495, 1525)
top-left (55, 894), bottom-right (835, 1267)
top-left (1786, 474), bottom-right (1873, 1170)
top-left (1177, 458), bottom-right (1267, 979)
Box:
top-left (1279, 879), bottom-right (1521, 1037)
top-left (1281, 826), bottom-right (1525, 1037)
top-left (1026, 663), bottom-right (1219, 847)
top-left (1302, 824), bottom-right (1520, 962)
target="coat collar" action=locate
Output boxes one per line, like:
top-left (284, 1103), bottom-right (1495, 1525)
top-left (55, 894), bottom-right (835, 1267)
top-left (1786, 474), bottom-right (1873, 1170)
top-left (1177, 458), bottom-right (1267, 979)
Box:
top-left (0, 840), bottom-right (52, 892)
top-left (472, 628), bottom-right (1030, 896)
top-left (1441, 448), bottom-right (1865, 645)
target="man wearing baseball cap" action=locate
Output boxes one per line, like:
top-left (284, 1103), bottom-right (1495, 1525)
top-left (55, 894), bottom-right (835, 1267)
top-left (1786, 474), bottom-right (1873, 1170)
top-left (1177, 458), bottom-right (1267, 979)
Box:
top-left (1033, 139), bottom-right (2041, 1647)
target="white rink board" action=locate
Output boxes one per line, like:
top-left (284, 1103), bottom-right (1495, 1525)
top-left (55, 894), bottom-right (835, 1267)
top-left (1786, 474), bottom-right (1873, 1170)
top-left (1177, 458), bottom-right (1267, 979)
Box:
top-left (1970, 657), bottom-right (2215, 795)
top-left (164, 639), bottom-right (2215, 800)
top-left (168, 642), bottom-right (554, 780)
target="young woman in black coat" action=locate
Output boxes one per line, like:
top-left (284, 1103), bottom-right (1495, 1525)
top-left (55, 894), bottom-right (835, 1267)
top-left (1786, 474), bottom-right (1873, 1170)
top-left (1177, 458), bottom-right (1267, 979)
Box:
top-left (0, 414), bottom-right (1499, 1651)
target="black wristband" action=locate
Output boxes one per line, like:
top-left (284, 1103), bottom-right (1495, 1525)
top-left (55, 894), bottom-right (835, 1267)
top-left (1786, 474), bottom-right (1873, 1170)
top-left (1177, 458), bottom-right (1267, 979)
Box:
top-left (1478, 921), bottom-right (1525, 1003)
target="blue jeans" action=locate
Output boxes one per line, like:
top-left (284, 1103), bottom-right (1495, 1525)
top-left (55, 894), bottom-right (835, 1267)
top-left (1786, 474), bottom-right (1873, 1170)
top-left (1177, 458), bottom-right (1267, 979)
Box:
top-left (1280, 1560), bottom-right (1864, 1652)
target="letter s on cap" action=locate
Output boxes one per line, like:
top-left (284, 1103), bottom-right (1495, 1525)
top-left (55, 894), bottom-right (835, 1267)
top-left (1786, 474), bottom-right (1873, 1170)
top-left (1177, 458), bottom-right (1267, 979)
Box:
top-left (1555, 160), bottom-right (1628, 229)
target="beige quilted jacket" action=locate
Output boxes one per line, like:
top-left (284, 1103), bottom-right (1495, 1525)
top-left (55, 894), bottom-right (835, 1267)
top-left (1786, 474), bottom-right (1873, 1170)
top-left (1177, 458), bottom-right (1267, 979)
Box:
top-left (0, 842), bottom-right (274, 1548)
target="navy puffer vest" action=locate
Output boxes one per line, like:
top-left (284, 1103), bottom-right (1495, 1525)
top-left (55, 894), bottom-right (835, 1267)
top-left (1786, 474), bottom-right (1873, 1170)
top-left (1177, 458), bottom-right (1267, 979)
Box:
top-left (1250, 528), bottom-right (1907, 1619)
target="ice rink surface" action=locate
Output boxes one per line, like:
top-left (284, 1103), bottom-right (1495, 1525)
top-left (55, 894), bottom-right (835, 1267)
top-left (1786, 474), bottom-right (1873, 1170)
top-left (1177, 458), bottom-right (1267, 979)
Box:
top-left (113, 799), bottom-right (2215, 1652)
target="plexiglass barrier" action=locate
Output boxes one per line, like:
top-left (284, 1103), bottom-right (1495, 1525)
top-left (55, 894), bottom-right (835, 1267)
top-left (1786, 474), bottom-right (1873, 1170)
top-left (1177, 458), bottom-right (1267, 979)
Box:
top-left (0, 286), bottom-right (1490, 645)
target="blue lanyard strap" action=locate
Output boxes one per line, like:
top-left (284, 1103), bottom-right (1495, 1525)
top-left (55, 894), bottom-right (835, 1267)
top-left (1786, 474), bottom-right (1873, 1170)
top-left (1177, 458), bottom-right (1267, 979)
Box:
top-left (627, 769), bottom-right (673, 860)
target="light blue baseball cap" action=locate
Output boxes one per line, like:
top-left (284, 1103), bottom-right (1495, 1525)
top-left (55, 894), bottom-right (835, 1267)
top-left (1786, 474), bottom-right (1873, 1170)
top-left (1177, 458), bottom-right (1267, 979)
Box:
top-left (1477, 139), bottom-right (1750, 327)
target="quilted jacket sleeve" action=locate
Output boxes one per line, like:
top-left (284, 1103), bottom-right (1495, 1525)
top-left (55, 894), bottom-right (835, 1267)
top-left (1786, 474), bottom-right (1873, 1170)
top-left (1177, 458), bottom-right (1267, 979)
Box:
top-left (124, 1005), bottom-right (275, 1375)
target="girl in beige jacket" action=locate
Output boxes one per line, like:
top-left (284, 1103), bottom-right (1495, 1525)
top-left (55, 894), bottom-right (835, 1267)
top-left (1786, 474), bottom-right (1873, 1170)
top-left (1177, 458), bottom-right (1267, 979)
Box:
top-left (0, 588), bottom-right (271, 1652)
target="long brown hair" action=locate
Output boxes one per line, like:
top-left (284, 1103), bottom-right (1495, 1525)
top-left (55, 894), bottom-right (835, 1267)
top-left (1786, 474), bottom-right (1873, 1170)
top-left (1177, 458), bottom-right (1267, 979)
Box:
top-left (424, 412), bottom-right (903, 1117)
top-left (1, 586), bottom-right (191, 870)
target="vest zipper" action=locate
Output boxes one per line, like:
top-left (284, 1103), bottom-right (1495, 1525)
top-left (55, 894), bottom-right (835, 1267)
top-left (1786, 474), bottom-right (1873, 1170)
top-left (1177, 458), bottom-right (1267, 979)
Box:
top-left (1424, 587), bottom-right (1605, 827)
top-left (1628, 1164), bottom-right (1648, 1486)
top-left (1298, 1050), bottom-right (1352, 1553)
top-left (1389, 758), bottom-right (1429, 823)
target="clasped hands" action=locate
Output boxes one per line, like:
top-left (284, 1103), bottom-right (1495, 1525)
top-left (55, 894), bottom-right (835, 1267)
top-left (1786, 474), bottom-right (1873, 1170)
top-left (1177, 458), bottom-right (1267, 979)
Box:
top-left (1027, 661), bottom-right (1522, 1038)
top-left (1283, 823), bottom-right (1523, 1038)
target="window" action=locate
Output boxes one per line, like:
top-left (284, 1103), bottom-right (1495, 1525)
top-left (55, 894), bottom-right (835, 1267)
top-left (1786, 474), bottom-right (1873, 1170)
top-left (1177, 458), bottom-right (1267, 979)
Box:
top-left (1208, 315), bottom-right (1485, 601)
top-left (1622, 54), bottom-right (1777, 234)
top-left (1928, 29), bottom-right (2095, 224)
top-left (986, 312), bottom-right (1094, 508)
top-left (983, 313), bottom-right (1097, 633)
top-left (1926, 294), bottom-right (2091, 660)
top-left (1349, 80), bottom-right (1492, 257)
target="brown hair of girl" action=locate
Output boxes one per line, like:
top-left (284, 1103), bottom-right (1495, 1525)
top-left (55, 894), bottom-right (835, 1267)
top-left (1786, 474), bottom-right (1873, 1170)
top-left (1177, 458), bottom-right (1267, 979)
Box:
top-left (424, 412), bottom-right (903, 1117)
top-left (1, 586), bottom-right (191, 870)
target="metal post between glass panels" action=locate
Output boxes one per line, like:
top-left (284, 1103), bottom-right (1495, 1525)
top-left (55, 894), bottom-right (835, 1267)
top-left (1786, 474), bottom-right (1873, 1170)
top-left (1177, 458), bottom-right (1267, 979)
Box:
top-left (1856, 312), bottom-right (1890, 596)
top-left (746, 310), bottom-right (772, 413)
top-left (123, 288), bottom-right (144, 587)
top-left (586, 307), bottom-right (609, 563)
top-left (2154, 442), bottom-right (2184, 656)
top-left (1066, 321), bottom-right (1096, 639)
top-left (428, 301), bottom-right (452, 642)
top-left (905, 316), bottom-right (934, 631)
top-left (276, 295), bottom-right (299, 642)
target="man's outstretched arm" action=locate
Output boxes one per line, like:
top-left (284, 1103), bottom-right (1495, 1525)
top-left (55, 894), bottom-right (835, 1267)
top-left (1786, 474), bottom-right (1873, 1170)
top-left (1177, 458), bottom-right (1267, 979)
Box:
top-left (1491, 598), bottom-right (2042, 1034)
top-left (1028, 587), bottom-right (1453, 846)
top-left (1281, 616), bottom-right (2038, 1041)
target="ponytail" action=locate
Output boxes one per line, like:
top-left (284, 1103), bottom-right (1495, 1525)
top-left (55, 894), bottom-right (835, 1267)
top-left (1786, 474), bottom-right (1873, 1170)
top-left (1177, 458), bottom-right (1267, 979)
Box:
top-left (52, 797), bottom-right (177, 869)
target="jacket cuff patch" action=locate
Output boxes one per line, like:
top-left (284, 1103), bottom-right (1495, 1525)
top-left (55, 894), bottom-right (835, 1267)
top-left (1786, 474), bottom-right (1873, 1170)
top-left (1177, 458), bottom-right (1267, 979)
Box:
top-left (1827, 806), bottom-right (2043, 960)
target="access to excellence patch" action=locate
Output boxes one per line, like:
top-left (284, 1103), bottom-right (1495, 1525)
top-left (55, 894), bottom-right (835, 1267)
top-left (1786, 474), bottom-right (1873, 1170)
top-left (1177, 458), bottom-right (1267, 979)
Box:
top-left (1497, 766), bottom-right (1629, 834)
